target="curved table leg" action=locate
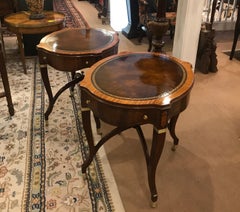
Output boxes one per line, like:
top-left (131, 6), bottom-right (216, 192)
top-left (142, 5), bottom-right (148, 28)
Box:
top-left (40, 66), bottom-right (84, 120)
top-left (135, 115), bottom-right (179, 204)
top-left (1, 73), bottom-right (14, 116)
top-left (148, 126), bottom-right (166, 207)
top-left (16, 33), bottom-right (27, 74)
top-left (168, 114), bottom-right (180, 151)
top-left (135, 126), bottom-right (149, 165)
top-left (44, 74), bottom-right (84, 120)
top-left (81, 111), bottom-right (132, 173)
top-left (230, 28), bottom-right (240, 60)
top-left (70, 71), bottom-right (76, 93)
top-left (40, 66), bottom-right (53, 120)
top-left (81, 109), bottom-right (94, 174)
top-left (147, 111), bottom-right (168, 207)
top-left (93, 115), bottom-right (101, 135)
top-left (81, 108), bottom-right (169, 207)
top-left (0, 45), bottom-right (14, 116)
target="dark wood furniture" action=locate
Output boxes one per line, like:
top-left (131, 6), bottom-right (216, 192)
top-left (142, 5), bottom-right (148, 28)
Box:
top-left (138, 0), bottom-right (177, 52)
top-left (230, 1), bottom-right (240, 60)
top-left (147, 12), bottom-right (176, 52)
top-left (122, 0), bottom-right (140, 39)
top-left (37, 27), bottom-right (119, 120)
top-left (196, 24), bottom-right (218, 73)
top-left (97, 0), bottom-right (110, 24)
top-left (80, 52), bottom-right (194, 207)
top-left (4, 11), bottom-right (65, 74)
top-left (196, 0), bottom-right (218, 73)
top-left (0, 42), bottom-right (14, 116)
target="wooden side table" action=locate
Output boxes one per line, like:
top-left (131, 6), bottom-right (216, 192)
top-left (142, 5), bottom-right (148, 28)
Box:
top-left (37, 27), bottom-right (119, 120)
top-left (80, 52), bottom-right (194, 207)
top-left (4, 11), bottom-right (65, 74)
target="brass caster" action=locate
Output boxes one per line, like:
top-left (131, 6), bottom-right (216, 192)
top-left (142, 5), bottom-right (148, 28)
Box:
top-left (171, 144), bottom-right (177, 151)
top-left (151, 201), bottom-right (157, 208)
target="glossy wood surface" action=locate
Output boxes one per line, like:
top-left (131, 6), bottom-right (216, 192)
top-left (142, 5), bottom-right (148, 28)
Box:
top-left (37, 27), bottom-right (119, 120)
top-left (81, 52), bottom-right (194, 106)
top-left (93, 53), bottom-right (185, 99)
top-left (37, 28), bottom-right (119, 55)
top-left (4, 11), bottom-right (65, 34)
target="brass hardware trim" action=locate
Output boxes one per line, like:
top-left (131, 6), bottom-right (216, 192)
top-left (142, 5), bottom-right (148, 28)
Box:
top-left (81, 107), bottom-right (90, 111)
top-left (154, 128), bottom-right (167, 134)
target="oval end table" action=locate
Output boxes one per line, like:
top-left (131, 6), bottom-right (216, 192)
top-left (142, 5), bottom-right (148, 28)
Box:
top-left (80, 52), bottom-right (194, 207)
top-left (37, 27), bottom-right (119, 120)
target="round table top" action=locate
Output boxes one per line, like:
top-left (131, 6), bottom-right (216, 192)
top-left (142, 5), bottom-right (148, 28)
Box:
top-left (4, 11), bottom-right (65, 29)
top-left (37, 28), bottom-right (119, 55)
top-left (81, 52), bottom-right (194, 106)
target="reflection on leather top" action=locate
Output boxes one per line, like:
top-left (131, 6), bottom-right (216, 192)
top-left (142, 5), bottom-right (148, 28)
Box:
top-left (92, 53), bottom-right (186, 100)
top-left (44, 28), bottom-right (114, 52)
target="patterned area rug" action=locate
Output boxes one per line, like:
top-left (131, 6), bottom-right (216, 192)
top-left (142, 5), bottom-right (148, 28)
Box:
top-left (0, 0), bottom-right (124, 211)
top-left (53, 0), bottom-right (89, 28)
top-left (0, 52), bottom-right (123, 211)
top-left (0, 48), bottom-right (33, 211)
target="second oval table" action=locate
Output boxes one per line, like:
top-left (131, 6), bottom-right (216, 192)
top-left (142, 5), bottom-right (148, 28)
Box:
top-left (37, 27), bottom-right (119, 120)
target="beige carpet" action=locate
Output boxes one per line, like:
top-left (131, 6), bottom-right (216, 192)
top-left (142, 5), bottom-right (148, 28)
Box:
top-left (72, 1), bottom-right (240, 211)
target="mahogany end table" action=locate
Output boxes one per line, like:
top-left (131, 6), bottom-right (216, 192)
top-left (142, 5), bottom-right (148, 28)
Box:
top-left (37, 27), bottom-right (119, 120)
top-left (80, 52), bottom-right (194, 207)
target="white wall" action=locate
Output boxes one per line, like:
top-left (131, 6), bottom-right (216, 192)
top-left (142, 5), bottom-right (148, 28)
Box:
top-left (172, 0), bottom-right (205, 70)
top-left (110, 0), bottom-right (128, 31)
